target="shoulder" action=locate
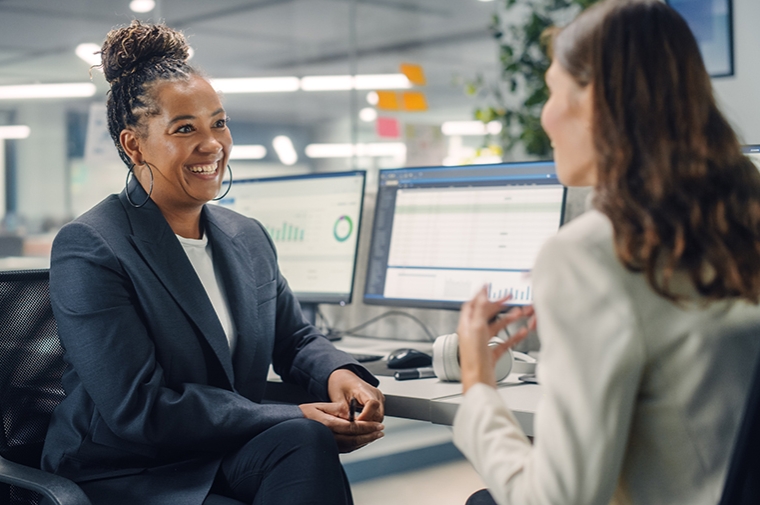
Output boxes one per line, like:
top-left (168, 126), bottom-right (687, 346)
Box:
top-left (536, 209), bottom-right (617, 271)
top-left (53, 194), bottom-right (128, 250)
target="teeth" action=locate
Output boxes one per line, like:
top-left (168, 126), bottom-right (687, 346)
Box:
top-left (188, 163), bottom-right (217, 174)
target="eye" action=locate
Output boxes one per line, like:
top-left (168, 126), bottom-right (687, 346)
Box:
top-left (214, 116), bottom-right (230, 129)
top-left (175, 123), bottom-right (194, 134)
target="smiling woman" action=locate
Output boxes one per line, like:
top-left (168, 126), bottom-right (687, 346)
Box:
top-left (40, 20), bottom-right (385, 505)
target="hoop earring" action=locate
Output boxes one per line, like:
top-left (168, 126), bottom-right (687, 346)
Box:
top-left (212, 164), bottom-right (233, 201)
top-left (125, 162), bottom-right (154, 208)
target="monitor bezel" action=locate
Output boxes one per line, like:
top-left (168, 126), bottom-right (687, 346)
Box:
top-left (362, 162), bottom-right (567, 311)
top-left (224, 170), bottom-right (366, 306)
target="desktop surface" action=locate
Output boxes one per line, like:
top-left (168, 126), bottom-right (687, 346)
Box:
top-left (743, 145), bottom-right (760, 170)
top-left (364, 162), bottom-right (566, 310)
top-left (218, 170), bottom-right (365, 305)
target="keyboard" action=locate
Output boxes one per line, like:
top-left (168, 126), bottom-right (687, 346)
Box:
top-left (348, 352), bottom-right (384, 363)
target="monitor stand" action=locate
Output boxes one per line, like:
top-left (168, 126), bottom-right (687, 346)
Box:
top-left (300, 302), bottom-right (341, 341)
top-left (300, 302), bottom-right (317, 326)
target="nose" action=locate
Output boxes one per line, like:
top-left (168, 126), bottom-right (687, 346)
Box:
top-left (198, 132), bottom-right (224, 155)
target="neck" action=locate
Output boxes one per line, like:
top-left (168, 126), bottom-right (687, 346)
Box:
top-left (160, 205), bottom-right (204, 239)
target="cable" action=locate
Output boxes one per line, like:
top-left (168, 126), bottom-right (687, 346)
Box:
top-left (329, 310), bottom-right (437, 342)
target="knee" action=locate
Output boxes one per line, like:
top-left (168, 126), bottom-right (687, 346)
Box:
top-left (277, 418), bottom-right (336, 455)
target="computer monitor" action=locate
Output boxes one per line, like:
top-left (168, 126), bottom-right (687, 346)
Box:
top-left (743, 145), bottom-right (760, 171)
top-left (364, 162), bottom-right (566, 310)
top-left (217, 171), bottom-right (366, 318)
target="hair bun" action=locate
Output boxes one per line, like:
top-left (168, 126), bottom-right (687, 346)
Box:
top-left (100, 20), bottom-right (189, 84)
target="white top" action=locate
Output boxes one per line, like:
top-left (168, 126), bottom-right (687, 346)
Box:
top-left (176, 233), bottom-right (237, 353)
top-left (453, 210), bottom-right (760, 505)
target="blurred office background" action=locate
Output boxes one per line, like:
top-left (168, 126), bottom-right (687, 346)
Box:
top-left (0, 1), bottom-right (758, 502)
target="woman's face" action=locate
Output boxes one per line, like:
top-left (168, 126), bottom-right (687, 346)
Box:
top-left (541, 61), bottom-right (597, 187)
top-left (125, 74), bottom-right (232, 210)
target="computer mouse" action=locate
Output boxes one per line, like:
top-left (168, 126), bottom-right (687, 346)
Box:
top-left (387, 348), bottom-right (433, 369)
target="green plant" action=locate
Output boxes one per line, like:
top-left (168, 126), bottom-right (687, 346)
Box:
top-left (467, 0), bottom-right (600, 158)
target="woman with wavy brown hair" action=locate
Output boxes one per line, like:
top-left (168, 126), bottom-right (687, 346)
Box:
top-left (453, 1), bottom-right (760, 504)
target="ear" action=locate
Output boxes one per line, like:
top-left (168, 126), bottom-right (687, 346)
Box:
top-left (120, 129), bottom-right (144, 166)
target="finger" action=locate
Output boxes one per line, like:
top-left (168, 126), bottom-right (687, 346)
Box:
top-left (335, 431), bottom-right (384, 453)
top-left (487, 312), bottom-right (518, 337)
top-left (357, 399), bottom-right (383, 422)
top-left (331, 418), bottom-right (384, 436)
top-left (527, 314), bottom-right (537, 331)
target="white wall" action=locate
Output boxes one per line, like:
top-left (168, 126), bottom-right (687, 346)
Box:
top-left (712, 0), bottom-right (760, 143)
top-left (15, 101), bottom-right (68, 227)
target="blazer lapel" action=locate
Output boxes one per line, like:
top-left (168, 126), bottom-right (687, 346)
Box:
top-left (203, 206), bottom-right (260, 391)
top-left (119, 186), bottom-right (235, 389)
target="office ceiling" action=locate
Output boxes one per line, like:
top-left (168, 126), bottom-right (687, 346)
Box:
top-left (0, 0), bottom-right (501, 126)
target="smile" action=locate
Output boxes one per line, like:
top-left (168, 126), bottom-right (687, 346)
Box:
top-left (187, 161), bottom-right (219, 174)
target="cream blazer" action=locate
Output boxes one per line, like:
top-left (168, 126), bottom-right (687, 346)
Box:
top-left (453, 210), bottom-right (760, 505)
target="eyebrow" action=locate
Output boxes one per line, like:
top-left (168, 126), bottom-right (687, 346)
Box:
top-left (168, 108), bottom-right (226, 126)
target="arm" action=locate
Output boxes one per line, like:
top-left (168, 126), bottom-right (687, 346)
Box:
top-left (453, 230), bottom-right (645, 505)
top-left (51, 221), bottom-right (302, 452)
top-left (254, 225), bottom-right (384, 450)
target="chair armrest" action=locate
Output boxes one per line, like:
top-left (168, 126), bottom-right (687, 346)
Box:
top-left (0, 456), bottom-right (91, 505)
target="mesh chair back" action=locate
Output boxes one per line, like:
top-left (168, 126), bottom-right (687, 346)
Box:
top-left (0, 270), bottom-right (66, 505)
top-left (719, 334), bottom-right (760, 505)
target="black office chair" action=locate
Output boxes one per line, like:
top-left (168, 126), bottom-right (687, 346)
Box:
top-left (0, 270), bottom-right (246, 505)
top-left (718, 335), bottom-right (760, 505)
top-left (0, 269), bottom-right (90, 505)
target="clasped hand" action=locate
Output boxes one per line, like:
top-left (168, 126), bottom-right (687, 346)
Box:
top-left (457, 287), bottom-right (537, 393)
top-left (298, 369), bottom-right (385, 453)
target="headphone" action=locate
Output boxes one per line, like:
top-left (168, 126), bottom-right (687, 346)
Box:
top-left (432, 333), bottom-right (536, 382)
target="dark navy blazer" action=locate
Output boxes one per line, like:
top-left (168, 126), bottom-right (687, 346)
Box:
top-left (41, 185), bottom-right (376, 505)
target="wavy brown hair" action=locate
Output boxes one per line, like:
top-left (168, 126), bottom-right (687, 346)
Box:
top-left (551, 0), bottom-right (760, 303)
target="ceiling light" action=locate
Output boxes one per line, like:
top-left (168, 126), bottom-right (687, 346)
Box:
top-left (359, 107), bottom-right (377, 122)
top-left (129, 0), bottom-right (156, 13)
top-left (305, 144), bottom-right (354, 158)
top-left (0, 83), bottom-right (97, 100)
top-left (353, 74), bottom-right (411, 90)
top-left (75, 43), bottom-right (101, 67)
top-left (366, 91), bottom-right (379, 105)
top-left (210, 77), bottom-right (300, 93)
top-left (272, 136), bottom-right (298, 165)
top-left (229, 145), bottom-right (267, 160)
top-left (300, 75), bottom-right (354, 91)
top-left (305, 142), bottom-right (406, 158)
top-left (0, 125), bottom-right (30, 139)
top-left (300, 74), bottom-right (411, 92)
top-left (441, 120), bottom-right (502, 136)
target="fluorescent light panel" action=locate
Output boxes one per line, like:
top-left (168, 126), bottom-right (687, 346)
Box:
top-left (441, 121), bottom-right (502, 136)
top-left (211, 77), bottom-right (300, 94)
top-left (210, 74), bottom-right (411, 94)
top-left (76, 43), bottom-right (101, 67)
top-left (0, 125), bottom-right (30, 139)
top-left (0, 83), bottom-right (96, 100)
top-left (229, 145), bottom-right (267, 160)
top-left (130, 0), bottom-right (156, 13)
top-left (272, 136), bottom-right (298, 166)
top-left (305, 142), bottom-right (406, 158)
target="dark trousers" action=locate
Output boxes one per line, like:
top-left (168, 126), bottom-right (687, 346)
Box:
top-left (204, 418), bottom-right (353, 505)
top-left (466, 489), bottom-right (498, 505)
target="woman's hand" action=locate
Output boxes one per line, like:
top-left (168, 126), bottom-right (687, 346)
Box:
top-left (457, 287), bottom-right (537, 393)
top-left (298, 401), bottom-right (384, 453)
top-left (297, 369), bottom-right (386, 453)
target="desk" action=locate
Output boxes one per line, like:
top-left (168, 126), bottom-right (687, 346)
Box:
top-left (265, 336), bottom-right (541, 437)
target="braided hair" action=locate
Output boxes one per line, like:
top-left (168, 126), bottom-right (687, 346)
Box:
top-left (100, 20), bottom-right (197, 167)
